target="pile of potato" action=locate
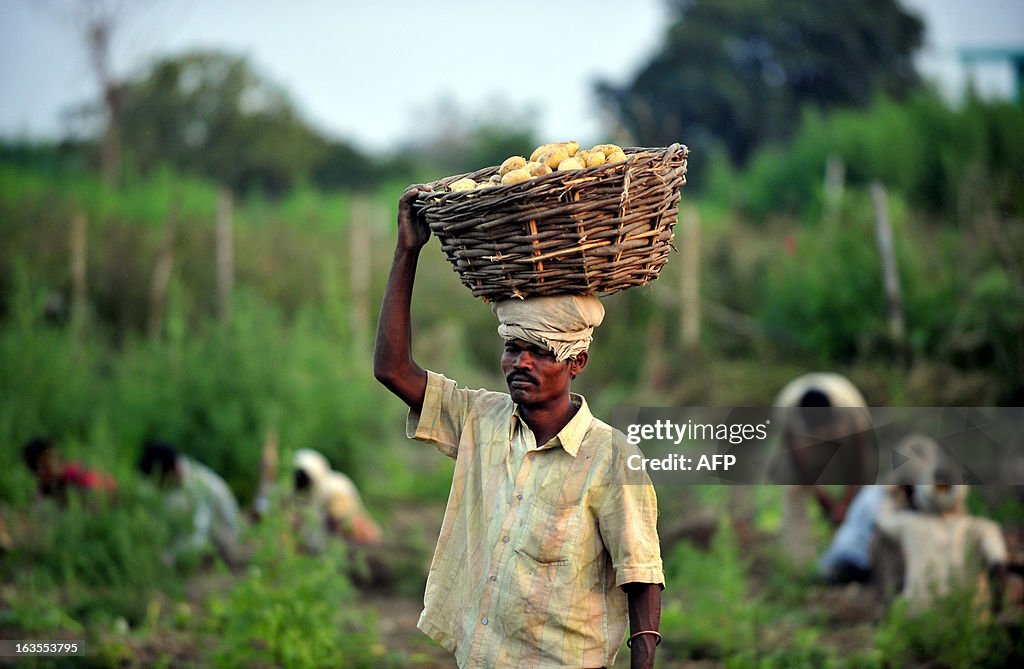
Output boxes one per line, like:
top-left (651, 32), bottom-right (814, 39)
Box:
top-left (447, 141), bottom-right (628, 192)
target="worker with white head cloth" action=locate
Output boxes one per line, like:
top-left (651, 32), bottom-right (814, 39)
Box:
top-left (293, 448), bottom-right (382, 545)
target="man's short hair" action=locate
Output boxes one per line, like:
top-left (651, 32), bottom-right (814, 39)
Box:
top-left (138, 440), bottom-right (180, 478)
top-left (22, 436), bottom-right (56, 472)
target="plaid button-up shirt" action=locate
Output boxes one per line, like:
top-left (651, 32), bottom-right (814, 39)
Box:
top-left (407, 371), bottom-right (664, 669)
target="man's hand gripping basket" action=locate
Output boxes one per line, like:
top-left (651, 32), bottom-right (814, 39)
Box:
top-left (413, 144), bottom-right (688, 301)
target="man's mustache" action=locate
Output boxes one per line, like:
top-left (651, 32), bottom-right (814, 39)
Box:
top-left (507, 372), bottom-right (537, 385)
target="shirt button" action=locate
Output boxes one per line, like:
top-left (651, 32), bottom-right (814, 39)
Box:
top-left (517, 494), bottom-right (523, 501)
top-left (490, 575), bottom-right (497, 582)
top-left (481, 616), bottom-right (489, 625)
top-left (502, 536), bottom-right (510, 543)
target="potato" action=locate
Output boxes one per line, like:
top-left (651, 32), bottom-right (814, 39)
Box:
top-left (500, 168), bottom-right (532, 185)
top-left (538, 146), bottom-right (570, 170)
top-left (526, 161), bottom-right (552, 177)
top-left (557, 157), bottom-right (585, 171)
top-left (529, 143), bottom-right (556, 162)
top-left (443, 140), bottom-right (623, 193)
top-left (449, 177), bottom-right (477, 191)
top-left (499, 155), bottom-right (527, 176)
top-left (605, 150), bottom-right (628, 165)
top-left (591, 143), bottom-right (623, 158)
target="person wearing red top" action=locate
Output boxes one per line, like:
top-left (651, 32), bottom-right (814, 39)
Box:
top-left (22, 437), bottom-right (117, 501)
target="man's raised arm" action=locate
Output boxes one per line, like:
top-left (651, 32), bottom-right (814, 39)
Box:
top-left (373, 186), bottom-right (431, 411)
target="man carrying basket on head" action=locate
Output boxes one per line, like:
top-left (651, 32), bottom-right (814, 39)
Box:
top-left (374, 186), bottom-right (664, 669)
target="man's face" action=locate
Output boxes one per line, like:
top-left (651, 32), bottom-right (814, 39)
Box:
top-left (500, 338), bottom-right (584, 407)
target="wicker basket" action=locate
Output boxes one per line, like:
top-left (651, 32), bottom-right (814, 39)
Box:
top-left (413, 143), bottom-right (688, 301)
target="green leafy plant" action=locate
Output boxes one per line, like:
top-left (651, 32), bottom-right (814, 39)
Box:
top-left (661, 518), bottom-right (762, 659)
top-left (207, 509), bottom-right (397, 669)
top-left (875, 589), bottom-right (1022, 668)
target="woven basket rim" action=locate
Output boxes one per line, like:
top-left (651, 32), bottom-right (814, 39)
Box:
top-left (410, 143), bottom-right (688, 301)
top-left (413, 143), bottom-right (684, 204)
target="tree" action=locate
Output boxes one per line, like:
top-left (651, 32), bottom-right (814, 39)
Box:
top-left (118, 50), bottom-right (337, 195)
top-left (598, 0), bottom-right (924, 165)
top-left (77, 0), bottom-right (127, 186)
top-left (41, 0), bottom-right (157, 186)
top-left (311, 140), bottom-right (393, 193)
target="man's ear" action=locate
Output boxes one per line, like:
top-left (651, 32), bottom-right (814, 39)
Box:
top-left (569, 351), bottom-right (588, 378)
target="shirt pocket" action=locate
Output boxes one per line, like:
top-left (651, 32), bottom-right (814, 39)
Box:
top-left (514, 496), bottom-right (582, 566)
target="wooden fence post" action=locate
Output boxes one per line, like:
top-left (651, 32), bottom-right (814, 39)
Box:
top-left (824, 154), bottom-right (846, 225)
top-left (148, 204), bottom-right (177, 339)
top-left (680, 204), bottom-right (701, 349)
top-left (216, 189), bottom-right (234, 323)
top-left (642, 318), bottom-right (668, 392)
top-left (252, 428), bottom-right (279, 522)
top-left (70, 211), bottom-right (88, 331)
top-left (349, 196), bottom-right (372, 351)
top-left (870, 181), bottom-right (906, 352)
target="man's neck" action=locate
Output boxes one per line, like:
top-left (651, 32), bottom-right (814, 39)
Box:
top-left (518, 394), bottom-right (578, 447)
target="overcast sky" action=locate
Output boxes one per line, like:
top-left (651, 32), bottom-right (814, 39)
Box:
top-left (0, 0), bottom-right (1021, 153)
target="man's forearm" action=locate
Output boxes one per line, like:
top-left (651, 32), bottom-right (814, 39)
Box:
top-left (373, 244), bottom-right (427, 407)
top-left (625, 582), bottom-right (661, 669)
top-left (375, 245), bottom-right (419, 369)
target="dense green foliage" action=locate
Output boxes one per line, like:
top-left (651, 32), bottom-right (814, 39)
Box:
top-left (699, 92), bottom-right (1024, 390)
top-left (661, 519), bottom-right (761, 658)
top-left (732, 92), bottom-right (1024, 221)
top-left (118, 51), bottom-right (328, 195)
top-left (599, 0), bottom-right (924, 163)
top-left (207, 510), bottom-right (396, 669)
top-left (0, 485), bottom-right (187, 629)
top-left (875, 590), bottom-right (1020, 668)
top-left (0, 274), bottom-right (400, 507)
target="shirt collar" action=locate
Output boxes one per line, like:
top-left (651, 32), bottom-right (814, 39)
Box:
top-left (510, 394), bottom-right (592, 457)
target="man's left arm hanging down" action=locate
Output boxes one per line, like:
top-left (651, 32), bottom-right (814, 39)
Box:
top-left (624, 582), bottom-right (661, 669)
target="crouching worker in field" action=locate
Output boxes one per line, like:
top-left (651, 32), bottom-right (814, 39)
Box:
top-left (138, 440), bottom-right (244, 568)
top-left (292, 448), bottom-right (382, 546)
top-left (876, 474), bottom-right (1009, 617)
top-left (816, 485), bottom-right (886, 585)
top-left (22, 436), bottom-right (117, 503)
top-left (373, 186), bottom-right (664, 669)
top-left (817, 433), bottom-right (942, 586)
top-left (771, 373), bottom-right (875, 566)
